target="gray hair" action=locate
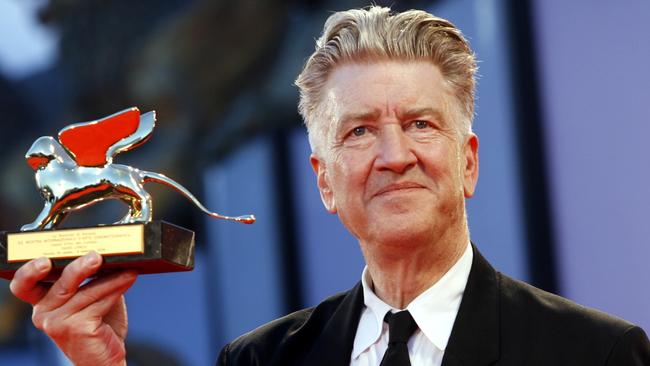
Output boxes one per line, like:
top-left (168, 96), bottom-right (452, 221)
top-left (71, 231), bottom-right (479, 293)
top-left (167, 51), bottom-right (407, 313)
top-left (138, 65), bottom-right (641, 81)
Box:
top-left (295, 6), bottom-right (477, 155)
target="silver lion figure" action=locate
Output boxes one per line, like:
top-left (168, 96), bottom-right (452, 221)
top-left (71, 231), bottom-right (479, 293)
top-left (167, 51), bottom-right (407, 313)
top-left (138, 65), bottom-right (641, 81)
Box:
top-left (21, 107), bottom-right (255, 231)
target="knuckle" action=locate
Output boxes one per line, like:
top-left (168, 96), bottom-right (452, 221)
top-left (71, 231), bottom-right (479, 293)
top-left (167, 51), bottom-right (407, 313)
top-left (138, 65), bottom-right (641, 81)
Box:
top-left (33, 308), bottom-right (65, 339)
top-left (40, 319), bottom-right (54, 336)
top-left (55, 283), bottom-right (72, 298)
top-left (9, 270), bottom-right (30, 295)
top-left (35, 309), bottom-right (94, 341)
top-left (8, 279), bottom-right (20, 297)
top-left (41, 315), bottom-right (65, 339)
top-left (31, 308), bottom-right (44, 330)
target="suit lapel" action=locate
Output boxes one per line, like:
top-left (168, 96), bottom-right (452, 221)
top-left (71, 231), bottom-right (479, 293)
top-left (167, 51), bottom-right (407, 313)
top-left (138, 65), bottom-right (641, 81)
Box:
top-left (442, 245), bottom-right (500, 366)
top-left (303, 282), bottom-right (365, 366)
top-left (301, 245), bottom-right (501, 366)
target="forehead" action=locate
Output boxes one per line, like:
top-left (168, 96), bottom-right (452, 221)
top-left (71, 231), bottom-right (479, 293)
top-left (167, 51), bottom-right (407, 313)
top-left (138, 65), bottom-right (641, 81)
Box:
top-left (322, 60), bottom-right (452, 123)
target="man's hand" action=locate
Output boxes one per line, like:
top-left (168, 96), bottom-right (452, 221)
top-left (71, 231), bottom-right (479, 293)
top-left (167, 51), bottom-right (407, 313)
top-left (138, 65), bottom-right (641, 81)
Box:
top-left (9, 252), bottom-right (137, 366)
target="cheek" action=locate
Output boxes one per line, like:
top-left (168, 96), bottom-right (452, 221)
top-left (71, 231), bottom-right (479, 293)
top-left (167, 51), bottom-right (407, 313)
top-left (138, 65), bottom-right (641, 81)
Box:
top-left (418, 144), bottom-right (464, 185)
top-left (417, 143), bottom-right (448, 170)
top-left (330, 155), bottom-right (370, 200)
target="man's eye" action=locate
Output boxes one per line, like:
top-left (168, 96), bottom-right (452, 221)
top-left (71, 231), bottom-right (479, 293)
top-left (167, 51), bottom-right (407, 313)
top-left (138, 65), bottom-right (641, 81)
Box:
top-left (352, 126), bottom-right (366, 136)
top-left (414, 120), bottom-right (429, 129)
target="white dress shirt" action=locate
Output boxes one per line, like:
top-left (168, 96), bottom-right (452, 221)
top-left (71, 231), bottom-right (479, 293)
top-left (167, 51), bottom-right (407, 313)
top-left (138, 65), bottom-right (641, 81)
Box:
top-left (350, 243), bottom-right (473, 366)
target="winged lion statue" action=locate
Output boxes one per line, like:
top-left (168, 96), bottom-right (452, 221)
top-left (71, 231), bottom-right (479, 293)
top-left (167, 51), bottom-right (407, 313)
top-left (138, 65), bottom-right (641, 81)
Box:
top-left (21, 107), bottom-right (255, 231)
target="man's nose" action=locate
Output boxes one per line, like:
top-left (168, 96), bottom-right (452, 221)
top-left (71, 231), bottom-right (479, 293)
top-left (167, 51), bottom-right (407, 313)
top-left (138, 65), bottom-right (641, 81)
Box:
top-left (374, 126), bottom-right (417, 173)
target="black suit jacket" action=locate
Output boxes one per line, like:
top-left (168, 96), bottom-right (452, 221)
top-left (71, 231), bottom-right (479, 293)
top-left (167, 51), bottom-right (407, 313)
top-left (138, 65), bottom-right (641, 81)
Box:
top-left (217, 246), bottom-right (650, 365)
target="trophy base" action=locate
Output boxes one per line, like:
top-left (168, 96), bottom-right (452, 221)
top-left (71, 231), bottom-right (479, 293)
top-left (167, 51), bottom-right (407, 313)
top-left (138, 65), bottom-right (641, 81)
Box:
top-left (0, 221), bottom-right (194, 280)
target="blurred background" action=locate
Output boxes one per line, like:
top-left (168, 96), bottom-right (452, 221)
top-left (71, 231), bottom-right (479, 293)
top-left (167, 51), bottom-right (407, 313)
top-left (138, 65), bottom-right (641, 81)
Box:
top-left (0, 0), bottom-right (647, 364)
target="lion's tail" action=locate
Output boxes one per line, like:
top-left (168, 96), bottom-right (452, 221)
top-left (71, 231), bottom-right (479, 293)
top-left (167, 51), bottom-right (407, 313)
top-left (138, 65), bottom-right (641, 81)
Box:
top-left (142, 171), bottom-right (255, 224)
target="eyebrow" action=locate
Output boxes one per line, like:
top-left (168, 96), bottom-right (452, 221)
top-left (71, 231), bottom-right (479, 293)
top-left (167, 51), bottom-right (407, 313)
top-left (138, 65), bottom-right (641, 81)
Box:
top-left (396, 107), bottom-right (446, 123)
top-left (337, 109), bottom-right (382, 125)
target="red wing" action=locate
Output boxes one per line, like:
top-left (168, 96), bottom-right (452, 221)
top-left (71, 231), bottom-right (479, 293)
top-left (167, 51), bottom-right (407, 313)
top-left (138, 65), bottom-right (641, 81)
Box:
top-left (58, 108), bottom-right (140, 167)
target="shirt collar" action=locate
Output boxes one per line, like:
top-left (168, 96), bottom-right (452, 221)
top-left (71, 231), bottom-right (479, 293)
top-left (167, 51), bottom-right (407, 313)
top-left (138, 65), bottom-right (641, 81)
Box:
top-left (352, 242), bottom-right (473, 358)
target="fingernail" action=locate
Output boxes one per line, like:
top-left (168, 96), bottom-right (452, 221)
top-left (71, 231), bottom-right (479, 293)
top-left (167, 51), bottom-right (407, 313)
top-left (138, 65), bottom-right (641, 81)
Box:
top-left (84, 251), bottom-right (100, 267)
top-left (35, 257), bottom-right (49, 271)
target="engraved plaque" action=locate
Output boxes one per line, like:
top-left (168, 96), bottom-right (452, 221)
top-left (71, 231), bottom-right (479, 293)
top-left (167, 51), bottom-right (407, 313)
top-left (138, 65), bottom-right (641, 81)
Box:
top-left (0, 221), bottom-right (195, 280)
top-left (7, 225), bottom-right (144, 262)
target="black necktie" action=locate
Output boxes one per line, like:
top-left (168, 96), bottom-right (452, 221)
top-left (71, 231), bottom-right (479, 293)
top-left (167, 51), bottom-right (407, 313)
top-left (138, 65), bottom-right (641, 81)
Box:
top-left (379, 310), bottom-right (418, 366)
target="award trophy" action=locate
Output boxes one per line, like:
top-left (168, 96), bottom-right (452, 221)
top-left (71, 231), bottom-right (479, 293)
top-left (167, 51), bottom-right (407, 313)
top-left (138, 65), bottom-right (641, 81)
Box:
top-left (0, 107), bottom-right (254, 280)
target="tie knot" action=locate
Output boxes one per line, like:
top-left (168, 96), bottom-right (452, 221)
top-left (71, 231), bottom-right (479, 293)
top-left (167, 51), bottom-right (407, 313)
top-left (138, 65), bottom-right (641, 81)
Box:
top-left (384, 310), bottom-right (418, 344)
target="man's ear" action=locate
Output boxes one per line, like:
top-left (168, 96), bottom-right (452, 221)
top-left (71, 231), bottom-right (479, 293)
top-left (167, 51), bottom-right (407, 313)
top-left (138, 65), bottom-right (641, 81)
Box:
top-left (310, 154), bottom-right (337, 213)
top-left (462, 133), bottom-right (479, 198)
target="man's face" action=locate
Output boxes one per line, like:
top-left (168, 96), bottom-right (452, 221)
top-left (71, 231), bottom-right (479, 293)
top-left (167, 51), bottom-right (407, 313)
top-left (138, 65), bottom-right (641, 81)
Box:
top-left (310, 60), bottom-right (479, 248)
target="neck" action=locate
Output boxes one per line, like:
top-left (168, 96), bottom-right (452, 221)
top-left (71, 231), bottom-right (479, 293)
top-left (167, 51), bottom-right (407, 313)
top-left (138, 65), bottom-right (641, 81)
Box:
top-left (362, 226), bottom-right (469, 309)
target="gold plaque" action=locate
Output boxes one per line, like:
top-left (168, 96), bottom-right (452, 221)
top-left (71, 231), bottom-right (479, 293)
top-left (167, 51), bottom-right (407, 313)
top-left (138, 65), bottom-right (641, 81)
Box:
top-left (1, 221), bottom-right (196, 280)
top-left (7, 225), bottom-right (144, 263)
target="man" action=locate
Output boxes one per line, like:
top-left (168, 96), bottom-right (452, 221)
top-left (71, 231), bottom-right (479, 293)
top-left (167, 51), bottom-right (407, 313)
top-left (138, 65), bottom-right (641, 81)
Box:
top-left (9, 6), bottom-right (650, 366)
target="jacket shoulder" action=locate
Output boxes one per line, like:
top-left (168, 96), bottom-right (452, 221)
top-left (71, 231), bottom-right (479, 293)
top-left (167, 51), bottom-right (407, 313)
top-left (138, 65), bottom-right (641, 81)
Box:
top-left (217, 289), bottom-right (351, 366)
top-left (498, 272), bottom-right (650, 363)
top-left (499, 272), bottom-right (633, 332)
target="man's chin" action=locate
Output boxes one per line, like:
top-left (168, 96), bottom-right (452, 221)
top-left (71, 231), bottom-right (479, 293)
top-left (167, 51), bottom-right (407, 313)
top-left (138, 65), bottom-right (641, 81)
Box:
top-left (369, 195), bottom-right (430, 216)
top-left (365, 213), bottom-right (437, 244)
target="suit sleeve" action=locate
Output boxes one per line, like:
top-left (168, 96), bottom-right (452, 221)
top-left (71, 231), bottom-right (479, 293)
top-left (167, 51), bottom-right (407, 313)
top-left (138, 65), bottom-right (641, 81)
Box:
top-left (604, 326), bottom-right (650, 365)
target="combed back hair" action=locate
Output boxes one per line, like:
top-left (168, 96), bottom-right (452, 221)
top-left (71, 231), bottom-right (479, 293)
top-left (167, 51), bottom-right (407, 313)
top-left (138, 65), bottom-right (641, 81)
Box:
top-left (295, 6), bottom-right (478, 154)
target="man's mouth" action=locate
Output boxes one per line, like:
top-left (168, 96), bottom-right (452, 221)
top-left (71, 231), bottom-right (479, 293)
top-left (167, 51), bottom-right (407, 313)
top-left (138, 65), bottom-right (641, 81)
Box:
top-left (373, 182), bottom-right (425, 197)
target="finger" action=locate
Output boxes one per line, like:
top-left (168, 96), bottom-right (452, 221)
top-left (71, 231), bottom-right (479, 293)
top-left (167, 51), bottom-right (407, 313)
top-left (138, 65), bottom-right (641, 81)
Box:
top-left (66, 291), bottom-right (125, 328)
top-left (104, 295), bottom-right (129, 340)
top-left (10, 257), bottom-right (53, 305)
top-left (60, 270), bottom-right (137, 315)
top-left (81, 292), bottom-right (128, 337)
top-left (103, 295), bottom-right (129, 339)
top-left (37, 251), bottom-right (103, 312)
top-left (47, 273), bottom-right (134, 342)
top-left (31, 271), bottom-right (136, 343)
